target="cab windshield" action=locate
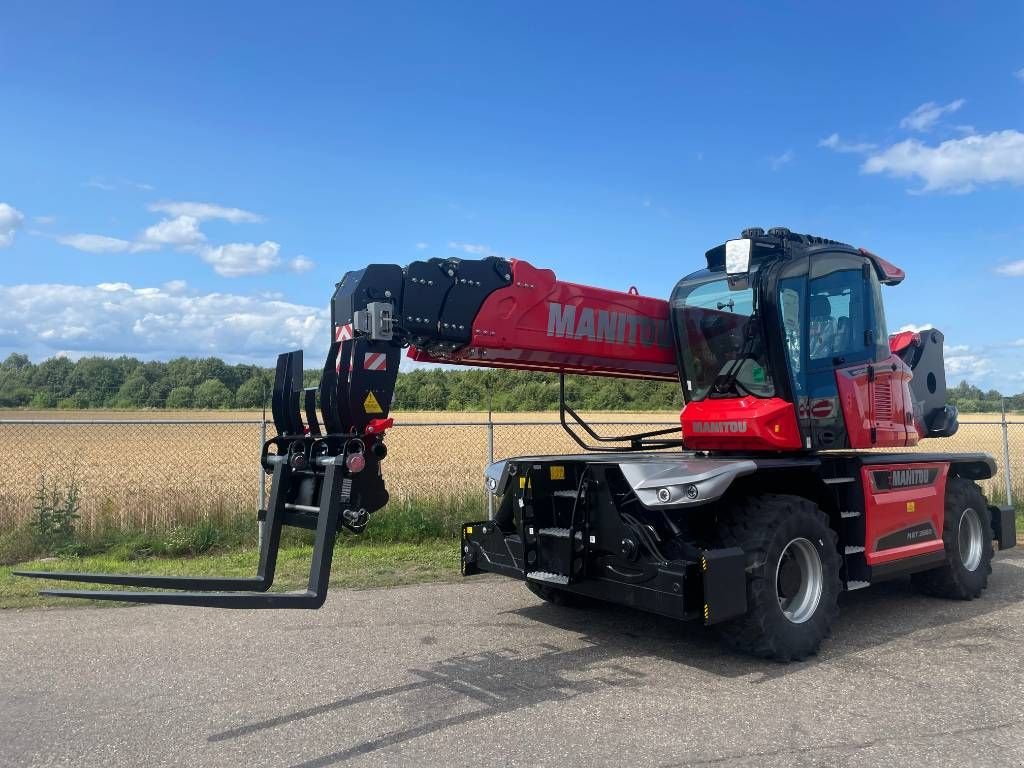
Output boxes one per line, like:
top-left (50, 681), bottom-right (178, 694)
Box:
top-left (672, 274), bottom-right (776, 401)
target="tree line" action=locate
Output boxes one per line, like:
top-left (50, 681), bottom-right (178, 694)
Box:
top-left (0, 353), bottom-right (1019, 412)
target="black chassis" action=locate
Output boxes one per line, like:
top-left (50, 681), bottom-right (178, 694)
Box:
top-left (460, 450), bottom-right (1014, 626)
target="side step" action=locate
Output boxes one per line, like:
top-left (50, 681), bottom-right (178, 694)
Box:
top-left (527, 571), bottom-right (569, 585)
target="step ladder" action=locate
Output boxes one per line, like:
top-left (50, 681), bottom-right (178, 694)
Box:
top-left (520, 467), bottom-right (588, 588)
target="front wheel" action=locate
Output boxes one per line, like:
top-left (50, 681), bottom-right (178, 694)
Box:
top-left (911, 477), bottom-right (993, 599)
top-left (716, 494), bottom-right (842, 661)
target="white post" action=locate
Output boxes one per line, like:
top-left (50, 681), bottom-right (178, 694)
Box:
top-left (486, 408), bottom-right (495, 519)
top-left (1001, 399), bottom-right (1013, 507)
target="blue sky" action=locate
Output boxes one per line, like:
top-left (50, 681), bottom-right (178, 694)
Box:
top-left (1, 2), bottom-right (1022, 390)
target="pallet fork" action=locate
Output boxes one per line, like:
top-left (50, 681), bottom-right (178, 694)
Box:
top-left (16, 338), bottom-right (399, 607)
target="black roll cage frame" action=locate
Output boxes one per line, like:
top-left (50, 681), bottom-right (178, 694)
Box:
top-left (557, 372), bottom-right (685, 453)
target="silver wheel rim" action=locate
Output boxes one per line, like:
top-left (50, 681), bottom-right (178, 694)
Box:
top-left (958, 507), bottom-right (983, 572)
top-left (775, 537), bottom-right (823, 624)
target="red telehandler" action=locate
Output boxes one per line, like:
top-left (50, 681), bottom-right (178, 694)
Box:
top-left (19, 227), bottom-right (1017, 660)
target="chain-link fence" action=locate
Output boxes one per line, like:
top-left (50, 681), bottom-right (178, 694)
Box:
top-left (0, 414), bottom-right (1020, 534)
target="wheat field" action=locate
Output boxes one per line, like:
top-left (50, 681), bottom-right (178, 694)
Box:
top-left (0, 409), bottom-right (1020, 533)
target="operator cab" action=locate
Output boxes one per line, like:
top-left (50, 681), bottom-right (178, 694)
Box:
top-left (670, 227), bottom-right (941, 452)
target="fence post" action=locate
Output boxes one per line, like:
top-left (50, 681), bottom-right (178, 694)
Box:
top-left (486, 409), bottom-right (495, 519)
top-left (258, 417), bottom-right (267, 550)
top-left (1001, 399), bottom-right (1013, 507)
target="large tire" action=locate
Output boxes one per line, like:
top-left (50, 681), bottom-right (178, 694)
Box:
top-left (716, 494), bottom-right (842, 662)
top-left (911, 477), bottom-right (992, 599)
top-left (525, 581), bottom-right (589, 608)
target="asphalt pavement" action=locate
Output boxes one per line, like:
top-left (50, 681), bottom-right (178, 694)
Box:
top-left (2, 549), bottom-right (1023, 767)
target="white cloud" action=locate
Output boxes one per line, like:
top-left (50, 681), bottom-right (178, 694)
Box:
top-left (56, 233), bottom-right (156, 254)
top-left (289, 255), bottom-right (315, 273)
top-left (199, 241), bottom-right (281, 277)
top-left (899, 99), bottom-right (965, 132)
top-left (769, 149), bottom-right (794, 170)
top-left (0, 203), bottom-right (25, 248)
top-left (896, 323), bottom-right (934, 333)
top-left (415, 242), bottom-right (429, 250)
top-left (1015, 68), bottom-right (1024, 82)
top-left (148, 201), bottom-right (263, 224)
top-left (33, 215), bottom-right (56, 226)
top-left (163, 280), bottom-right (188, 293)
top-left (996, 260), bottom-right (1024, 277)
top-left (945, 350), bottom-right (991, 378)
top-left (448, 241), bottom-right (492, 255)
top-left (141, 215), bottom-right (205, 247)
top-left (818, 133), bottom-right (877, 154)
top-left (861, 130), bottom-right (1024, 193)
top-left (83, 178), bottom-right (154, 192)
top-left (0, 282), bottom-right (327, 363)
top-left (83, 178), bottom-right (116, 191)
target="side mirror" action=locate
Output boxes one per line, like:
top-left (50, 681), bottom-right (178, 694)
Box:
top-left (725, 238), bottom-right (752, 275)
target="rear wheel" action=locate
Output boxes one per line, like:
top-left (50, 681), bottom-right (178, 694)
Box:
top-left (716, 494), bottom-right (842, 661)
top-left (911, 477), bottom-right (992, 599)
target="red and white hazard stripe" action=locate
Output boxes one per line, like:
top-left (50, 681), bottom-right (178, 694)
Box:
top-left (334, 324), bottom-right (355, 373)
top-left (363, 352), bottom-right (387, 372)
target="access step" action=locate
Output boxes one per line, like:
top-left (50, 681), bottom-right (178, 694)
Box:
top-left (527, 571), bottom-right (569, 585)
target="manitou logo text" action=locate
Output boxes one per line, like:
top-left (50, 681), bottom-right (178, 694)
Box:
top-left (546, 302), bottom-right (672, 349)
top-left (871, 467), bottom-right (938, 492)
top-left (692, 421), bottom-right (748, 434)
top-left (890, 469), bottom-right (932, 488)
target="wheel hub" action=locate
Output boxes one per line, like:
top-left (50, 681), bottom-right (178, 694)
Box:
top-left (775, 537), bottom-right (824, 624)
top-left (958, 507), bottom-right (984, 572)
top-left (777, 557), bottom-right (802, 599)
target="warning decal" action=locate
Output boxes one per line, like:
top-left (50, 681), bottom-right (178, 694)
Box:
top-left (363, 391), bottom-right (384, 414)
top-left (335, 324), bottom-right (353, 343)
top-left (363, 352), bottom-right (387, 372)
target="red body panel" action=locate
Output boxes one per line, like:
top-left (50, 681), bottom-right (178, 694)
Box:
top-left (888, 330), bottom-right (920, 356)
top-left (836, 354), bottom-right (918, 448)
top-left (858, 248), bottom-right (906, 286)
top-left (861, 462), bottom-right (948, 565)
top-left (409, 259), bottom-right (678, 381)
top-left (681, 396), bottom-right (802, 451)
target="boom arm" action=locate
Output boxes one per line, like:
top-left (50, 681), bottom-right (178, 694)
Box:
top-left (329, 255), bottom-right (677, 437)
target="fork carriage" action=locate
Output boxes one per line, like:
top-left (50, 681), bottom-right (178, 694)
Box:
top-left (16, 342), bottom-right (400, 607)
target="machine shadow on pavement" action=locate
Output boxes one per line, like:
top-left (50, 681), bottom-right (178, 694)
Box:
top-left (210, 641), bottom-right (648, 767)
top-left (206, 552), bottom-right (1021, 767)
top-left (511, 551), bottom-right (1023, 681)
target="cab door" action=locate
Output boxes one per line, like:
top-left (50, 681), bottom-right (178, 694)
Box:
top-left (803, 255), bottom-right (880, 450)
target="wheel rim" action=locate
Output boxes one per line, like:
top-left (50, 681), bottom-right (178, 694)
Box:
top-left (958, 507), bottom-right (984, 572)
top-left (775, 537), bottom-right (823, 624)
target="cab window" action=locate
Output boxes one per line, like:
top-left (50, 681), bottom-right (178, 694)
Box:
top-left (807, 256), bottom-right (873, 367)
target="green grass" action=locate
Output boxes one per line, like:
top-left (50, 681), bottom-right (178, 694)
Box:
top-left (0, 490), bottom-right (485, 565)
top-left (1, 539), bottom-right (462, 609)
